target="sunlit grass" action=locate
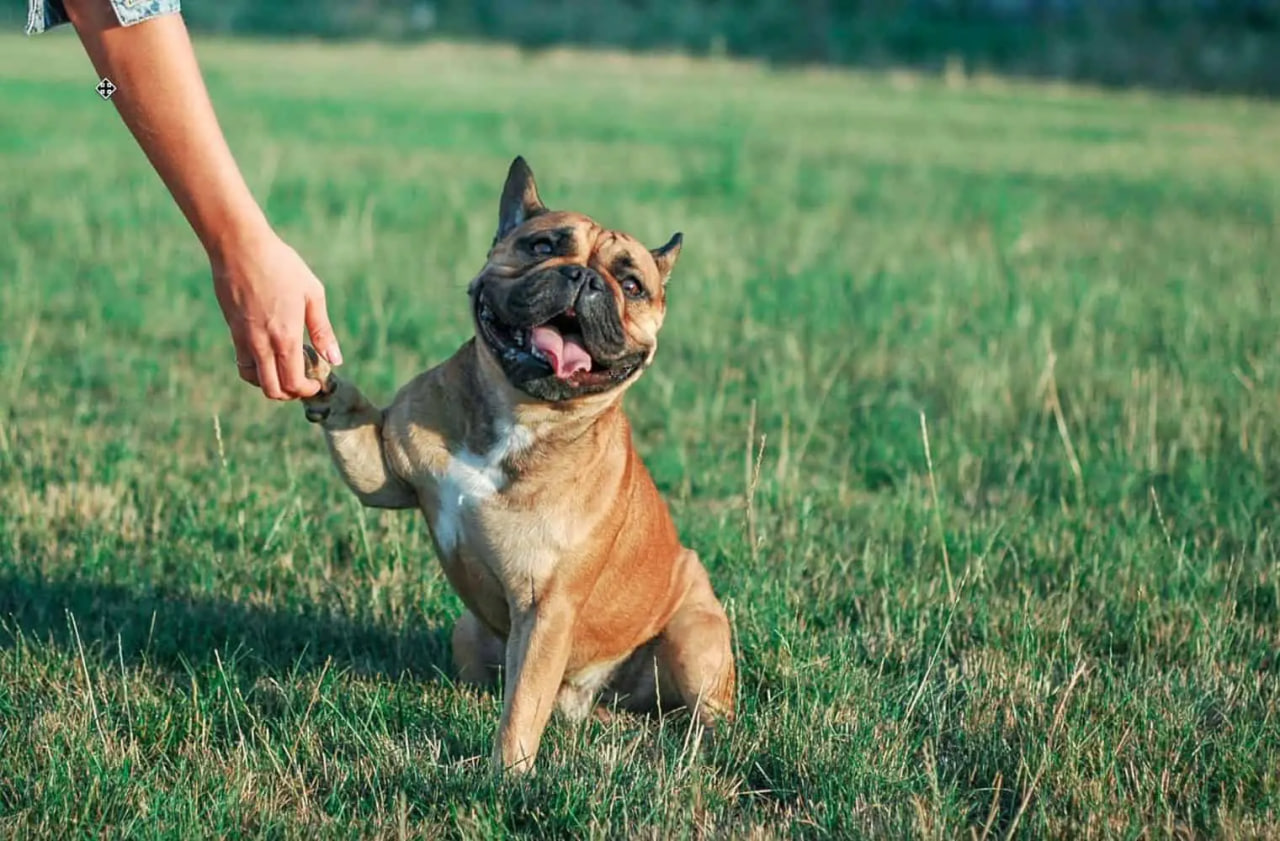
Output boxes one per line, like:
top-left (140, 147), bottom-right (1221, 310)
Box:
top-left (1, 32), bottom-right (1278, 839)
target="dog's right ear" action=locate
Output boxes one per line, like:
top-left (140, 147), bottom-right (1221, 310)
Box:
top-left (495, 156), bottom-right (547, 243)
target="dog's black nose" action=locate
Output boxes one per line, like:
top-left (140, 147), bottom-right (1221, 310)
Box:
top-left (561, 264), bottom-right (605, 293)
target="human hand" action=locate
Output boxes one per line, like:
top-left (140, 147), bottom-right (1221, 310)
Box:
top-left (211, 229), bottom-right (343, 400)
top-left (57, 8), bottom-right (344, 401)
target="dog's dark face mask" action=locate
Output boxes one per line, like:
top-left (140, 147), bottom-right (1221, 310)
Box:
top-left (469, 157), bottom-right (682, 404)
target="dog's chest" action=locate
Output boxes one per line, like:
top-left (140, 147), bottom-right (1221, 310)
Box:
top-left (421, 421), bottom-right (558, 585)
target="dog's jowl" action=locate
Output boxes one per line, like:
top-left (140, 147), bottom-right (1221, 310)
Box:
top-left (301, 157), bottom-right (736, 774)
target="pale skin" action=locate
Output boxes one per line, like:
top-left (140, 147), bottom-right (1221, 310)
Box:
top-left (60, 0), bottom-right (342, 399)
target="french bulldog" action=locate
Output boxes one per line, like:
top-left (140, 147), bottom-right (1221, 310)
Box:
top-left (301, 157), bottom-right (736, 773)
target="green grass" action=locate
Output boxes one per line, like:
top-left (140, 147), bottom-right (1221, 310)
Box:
top-left (2, 31), bottom-right (1280, 839)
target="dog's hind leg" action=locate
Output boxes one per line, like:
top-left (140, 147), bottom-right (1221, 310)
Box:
top-left (452, 609), bottom-right (505, 689)
top-left (654, 550), bottom-right (736, 725)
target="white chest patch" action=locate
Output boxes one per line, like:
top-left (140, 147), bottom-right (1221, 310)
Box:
top-left (431, 422), bottom-right (533, 557)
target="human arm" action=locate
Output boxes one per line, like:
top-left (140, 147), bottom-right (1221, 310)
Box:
top-left (56, 0), bottom-right (343, 399)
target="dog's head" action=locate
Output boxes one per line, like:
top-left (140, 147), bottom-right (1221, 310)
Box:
top-left (469, 157), bottom-right (682, 404)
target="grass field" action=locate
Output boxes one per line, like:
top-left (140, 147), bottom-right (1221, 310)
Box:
top-left (2, 30), bottom-right (1280, 839)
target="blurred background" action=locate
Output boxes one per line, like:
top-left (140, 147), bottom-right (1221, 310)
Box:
top-left (3, 0), bottom-right (1280, 834)
top-left (10, 0), bottom-right (1279, 95)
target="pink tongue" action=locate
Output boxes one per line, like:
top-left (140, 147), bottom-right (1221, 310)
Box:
top-left (531, 325), bottom-right (593, 379)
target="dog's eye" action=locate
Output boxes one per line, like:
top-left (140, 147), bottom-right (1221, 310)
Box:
top-left (620, 277), bottom-right (646, 299)
top-left (529, 237), bottom-right (555, 257)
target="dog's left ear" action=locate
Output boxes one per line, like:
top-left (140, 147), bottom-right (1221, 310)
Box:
top-left (496, 156), bottom-right (547, 243)
top-left (651, 232), bottom-right (683, 285)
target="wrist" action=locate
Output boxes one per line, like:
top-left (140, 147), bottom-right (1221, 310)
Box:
top-left (202, 204), bottom-right (274, 270)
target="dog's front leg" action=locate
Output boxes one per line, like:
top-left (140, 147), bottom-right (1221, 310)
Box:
top-left (301, 347), bottom-right (417, 510)
top-left (494, 598), bottom-right (575, 774)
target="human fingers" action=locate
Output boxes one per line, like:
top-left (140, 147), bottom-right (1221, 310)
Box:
top-left (270, 326), bottom-right (320, 399)
top-left (248, 333), bottom-right (288, 400)
top-left (233, 332), bottom-right (261, 387)
top-left (304, 286), bottom-right (343, 367)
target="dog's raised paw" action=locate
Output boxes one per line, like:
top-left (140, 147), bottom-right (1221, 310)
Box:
top-left (303, 345), bottom-right (333, 386)
top-left (302, 346), bottom-right (336, 423)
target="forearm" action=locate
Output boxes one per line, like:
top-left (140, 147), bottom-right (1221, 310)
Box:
top-left (46, 0), bottom-right (342, 400)
top-left (62, 1), bottom-right (268, 258)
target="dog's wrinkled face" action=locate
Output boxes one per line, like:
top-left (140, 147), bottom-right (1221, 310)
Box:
top-left (469, 157), bottom-right (682, 404)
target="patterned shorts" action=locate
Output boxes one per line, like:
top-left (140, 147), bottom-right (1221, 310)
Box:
top-left (25, 0), bottom-right (181, 34)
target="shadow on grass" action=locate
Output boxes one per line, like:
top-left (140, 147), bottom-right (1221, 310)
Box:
top-left (0, 571), bottom-right (454, 684)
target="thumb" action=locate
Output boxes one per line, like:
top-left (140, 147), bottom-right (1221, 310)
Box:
top-left (305, 288), bottom-right (344, 366)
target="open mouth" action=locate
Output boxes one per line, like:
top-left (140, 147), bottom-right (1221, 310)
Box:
top-left (527, 309), bottom-right (593, 379)
top-left (476, 298), bottom-right (643, 390)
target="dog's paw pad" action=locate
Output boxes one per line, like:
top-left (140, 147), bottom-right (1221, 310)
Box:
top-left (303, 346), bottom-right (336, 396)
top-left (303, 345), bottom-right (332, 383)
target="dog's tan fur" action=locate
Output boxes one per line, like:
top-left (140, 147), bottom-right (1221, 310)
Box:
top-left (301, 158), bottom-right (735, 773)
